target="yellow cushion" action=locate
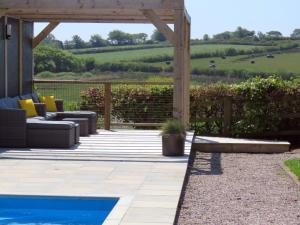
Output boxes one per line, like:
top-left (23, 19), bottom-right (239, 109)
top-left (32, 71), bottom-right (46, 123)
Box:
top-left (39, 96), bottom-right (58, 112)
top-left (18, 99), bottom-right (38, 118)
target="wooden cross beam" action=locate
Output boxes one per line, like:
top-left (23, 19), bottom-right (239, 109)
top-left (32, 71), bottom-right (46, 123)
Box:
top-left (141, 9), bottom-right (175, 45)
top-left (32, 22), bottom-right (59, 48)
top-left (0, 0), bottom-right (178, 10)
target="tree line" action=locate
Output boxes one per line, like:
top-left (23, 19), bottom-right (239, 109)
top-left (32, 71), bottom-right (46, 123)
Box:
top-left (43, 29), bottom-right (167, 49)
top-left (202, 27), bottom-right (300, 41)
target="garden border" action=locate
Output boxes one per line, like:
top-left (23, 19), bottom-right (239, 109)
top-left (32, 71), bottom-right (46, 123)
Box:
top-left (280, 161), bottom-right (300, 189)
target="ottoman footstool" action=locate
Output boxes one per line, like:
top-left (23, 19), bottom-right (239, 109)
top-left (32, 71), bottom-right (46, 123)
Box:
top-left (62, 118), bottom-right (89, 137)
top-left (56, 111), bottom-right (97, 134)
top-left (26, 119), bottom-right (79, 148)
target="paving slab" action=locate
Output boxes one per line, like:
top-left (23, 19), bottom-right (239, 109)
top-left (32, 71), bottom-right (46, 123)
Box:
top-left (0, 130), bottom-right (193, 225)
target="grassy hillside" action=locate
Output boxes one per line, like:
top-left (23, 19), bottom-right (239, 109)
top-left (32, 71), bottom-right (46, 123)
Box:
top-left (188, 52), bottom-right (300, 74)
top-left (78, 44), bottom-right (262, 63)
top-left (35, 41), bottom-right (300, 83)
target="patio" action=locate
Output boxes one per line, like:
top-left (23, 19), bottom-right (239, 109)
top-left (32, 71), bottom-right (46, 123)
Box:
top-left (0, 129), bottom-right (193, 225)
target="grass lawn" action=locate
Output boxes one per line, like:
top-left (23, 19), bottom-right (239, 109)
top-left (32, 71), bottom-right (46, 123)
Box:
top-left (285, 159), bottom-right (300, 181)
top-left (153, 51), bottom-right (300, 75)
top-left (78, 44), bottom-right (262, 63)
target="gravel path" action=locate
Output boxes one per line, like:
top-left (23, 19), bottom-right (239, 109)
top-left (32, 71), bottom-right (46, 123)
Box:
top-left (176, 151), bottom-right (300, 225)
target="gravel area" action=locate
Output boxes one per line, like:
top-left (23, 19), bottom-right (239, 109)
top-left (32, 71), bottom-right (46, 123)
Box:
top-left (176, 151), bottom-right (300, 225)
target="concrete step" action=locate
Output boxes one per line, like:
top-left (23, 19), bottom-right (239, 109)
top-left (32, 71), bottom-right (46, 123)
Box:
top-left (192, 136), bottom-right (290, 153)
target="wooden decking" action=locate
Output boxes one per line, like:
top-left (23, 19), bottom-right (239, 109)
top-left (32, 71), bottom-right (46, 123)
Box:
top-left (0, 129), bottom-right (193, 162)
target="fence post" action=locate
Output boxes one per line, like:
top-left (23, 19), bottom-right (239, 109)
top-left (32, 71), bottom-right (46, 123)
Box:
top-left (223, 96), bottom-right (232, 136)
top-left (104, 83), bottom-right (111, 130)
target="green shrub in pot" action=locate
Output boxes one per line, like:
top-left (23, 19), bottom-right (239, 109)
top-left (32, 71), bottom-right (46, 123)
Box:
top-left (160, 119), bottom-right (186, 156)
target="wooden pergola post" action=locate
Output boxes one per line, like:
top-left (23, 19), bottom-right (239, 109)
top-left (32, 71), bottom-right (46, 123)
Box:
top-left (173, 9), bottom-right (191, 128)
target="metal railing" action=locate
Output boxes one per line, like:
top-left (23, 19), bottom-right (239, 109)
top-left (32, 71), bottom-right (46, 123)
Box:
top-left (34, 79), bottom-right (173, 129)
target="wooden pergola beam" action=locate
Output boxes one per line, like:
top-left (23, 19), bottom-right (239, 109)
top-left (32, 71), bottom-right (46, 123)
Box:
top-left (32, 22), bottom-right (59, 48)
top-left (0, 0), bottom-right (179, 10)
top-left (141, 9), bottom-right (174, 45)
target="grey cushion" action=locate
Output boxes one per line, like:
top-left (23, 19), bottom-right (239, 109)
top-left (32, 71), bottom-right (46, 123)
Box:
top-left (45, 112), bottom-right (58, 120)
top-left (32, 93), bottom-right (40, 103)
top-left (27, 120), bottom-right (76, 130)
top-left (27, 117), bottom-right (45, 122)
top-left (57, 111), bottom-right (96, 119)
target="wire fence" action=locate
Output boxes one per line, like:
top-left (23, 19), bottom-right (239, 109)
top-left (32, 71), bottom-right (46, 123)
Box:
top-left (34, 80), bottom-right (174, 129)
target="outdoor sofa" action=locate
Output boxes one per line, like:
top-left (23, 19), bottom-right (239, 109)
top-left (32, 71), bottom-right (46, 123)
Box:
top-left (0, 93), bottom-right (97, 148)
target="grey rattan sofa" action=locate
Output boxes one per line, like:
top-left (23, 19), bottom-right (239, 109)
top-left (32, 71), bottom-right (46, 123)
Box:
top-left (0, 93), bottom-right (96, 148)
top-left (21, 93), bottom-right (97, 134)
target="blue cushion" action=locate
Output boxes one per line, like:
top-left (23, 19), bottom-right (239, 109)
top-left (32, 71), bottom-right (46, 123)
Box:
top-left (32, 93), bottom-right (40, 103)
top-left (0, 97), bottom-right (20, 109)
top-left (0, 98), bottom-right (8, 109)
top-left (10, 96), bottom-right (21, 109)
top-left (20, 93), bottom-right (33, 100)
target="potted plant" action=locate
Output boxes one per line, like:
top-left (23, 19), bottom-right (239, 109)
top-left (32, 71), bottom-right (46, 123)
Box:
top-left (160, 119), bottom-right (186, 156)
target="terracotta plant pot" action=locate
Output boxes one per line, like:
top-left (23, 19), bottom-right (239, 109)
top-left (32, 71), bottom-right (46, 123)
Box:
top-left (162, 134), bottom-right (186, 156)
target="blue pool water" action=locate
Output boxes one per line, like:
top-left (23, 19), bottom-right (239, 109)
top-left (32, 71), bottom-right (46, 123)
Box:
top-left (0, 195), bottom-right (118, 225)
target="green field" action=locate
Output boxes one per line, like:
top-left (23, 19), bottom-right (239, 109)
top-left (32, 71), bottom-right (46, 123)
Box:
top-left (75, 43), bottom-right (300, 76)
top-left (188, 52), bottom-right (300, 74)
top-left (78, 44), bottom-right (261, 63)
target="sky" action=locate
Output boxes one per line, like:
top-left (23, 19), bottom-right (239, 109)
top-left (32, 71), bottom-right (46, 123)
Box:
top-left (34, 0), bottom-right (300, 41)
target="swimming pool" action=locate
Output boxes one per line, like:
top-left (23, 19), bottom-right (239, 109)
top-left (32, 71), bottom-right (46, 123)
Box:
top-left (0, 195), bottom-right (118, 225)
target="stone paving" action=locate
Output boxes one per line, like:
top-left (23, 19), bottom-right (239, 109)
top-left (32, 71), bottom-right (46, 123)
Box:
top-left (0, 130), bottom-right (193, 225)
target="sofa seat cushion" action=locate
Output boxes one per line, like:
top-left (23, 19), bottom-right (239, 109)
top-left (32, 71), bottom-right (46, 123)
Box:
top-left (57, 111), bottom-right (97, 119)
top-left (27, 117), bottom-right (45, 123)
top-left (27, 120), bottom-right (76, 130)
top-left (0, 97), bottom-right (20, 109)
top-left (46, 112), bottom-right (58, 120)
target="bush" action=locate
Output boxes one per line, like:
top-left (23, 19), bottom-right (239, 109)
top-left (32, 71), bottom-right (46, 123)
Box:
top-left (85, 57), bottom-right (96, 71)
top-left (34, 46), bottom-right (84, 73)
top-left (94, 62), bottom-right (162, 73)
top-left (80, 77), bottom-right (300, 137)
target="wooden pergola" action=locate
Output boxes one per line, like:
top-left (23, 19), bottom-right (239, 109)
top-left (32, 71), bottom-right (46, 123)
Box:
top-left (0, 0), bottom-right (191, 127)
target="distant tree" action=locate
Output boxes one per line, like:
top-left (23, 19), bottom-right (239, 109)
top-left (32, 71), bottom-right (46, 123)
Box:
top-left (34, 46), bottom-right (84, 73)
top-left (203, 34), bottom-right (210, 41)
top-left (233, 26), bottom-right (255, 38)
top-left (151, 29), bottom-right (167, 42)
top-left (257, 31), bottom-right (266, 40)
top-left (63, 40), bottom-right (75, 49)
top-left (291, 29), bottom-right (300, 39)
top-left (43, 34), bottom-right (56, 43)
top-left (41, 34), bottom-right (63, 49)
top-left (266, 31), bottom-right (283, 39)
top-left (213, 31), bottom-right (232, 40)
top-left (108, 30), bottom-right (130, 45)
top-left (72, 35), bottom-right (87, 49)
top-left (89, 34), bottom-right (107, 47)
top-left (132, 33), bottom-right (148, 44)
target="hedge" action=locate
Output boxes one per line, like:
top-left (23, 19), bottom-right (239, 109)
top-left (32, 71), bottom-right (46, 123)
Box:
top-left (80, 77), bottom-right (300, 137)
